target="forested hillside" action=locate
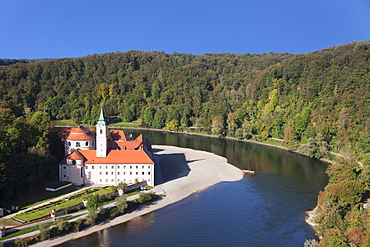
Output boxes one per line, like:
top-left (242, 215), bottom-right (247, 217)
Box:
top-left (1, 41), bottom-right (370, 246)
top-left (0, 41), bottom-right (369, 163)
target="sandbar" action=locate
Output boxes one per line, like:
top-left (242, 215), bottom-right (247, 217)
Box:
top-left (32, 145), bottom-right (243, 247)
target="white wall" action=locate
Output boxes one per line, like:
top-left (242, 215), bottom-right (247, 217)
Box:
top-left (85, 163), bottom-right (154, 186)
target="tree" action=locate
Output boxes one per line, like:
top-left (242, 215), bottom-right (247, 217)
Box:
top-left (137, 192), bottom-right (156, 204)
top-left (115, 195), bottom-right (128, 214)
top-left (165, 119), bottom-right (179, 131)
top-left (303, 137), bottom-right (320, 158)
top-left (152, 109), bottom-right (167, 129)
top-left (226, 112), bottom-right (237, 137)
top-left (211, 116), bottom-right (225, 136)
top-left (284, 125), bottom-right (297, 149)
top-left (292, 107), bottom-right (310, 138)
top-left (86, 193), bottom-right (99, 209)
top-left (142, 107), bottom-right (156, 127)
top-left (38, 223), bottom-right (50, 241)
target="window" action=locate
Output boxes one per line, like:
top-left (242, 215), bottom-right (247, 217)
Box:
top-left (130, 166), bottom-right (132, 169)
top-left (85, 141), bottom-right (89, 146)
top-left (88, 172), bottom-right (91, 179)
top-left (99, 172), bottom-right (102, 175)
top-left (63, 166), bottom-right (66, 169)
top-left (100, 129), bottom-right (103, 134)
top-left (63, 174), bottom-right (66, 178)
top-left (68, 141), bottom-right (71, 146)
top-left (111, 179), bottom-right (114, 182)
top-left (148, 172), bottom-right (151, 175)
top-left (118, 172), bottom-right (120, 175)
top-left (124, 166), bottom-right (126, 169)
top-left (105, 166), bottom-right (108, 169)
top-left (142, 172), bottom-right (144, 175)
top-left (124, 172), bottom-right (126, 175)
top-left (92, 166), bottom-right (94, 169)
top-left (136, 172), bottom-right (138, 175)
top-left (72, 160), bottom-right (76, 165)
top-left (106, 172), bottom-right (108, 175)
top-left (112, 166), bottom-right (114, 169)
top-left (142, 166), bottom-right (144, 169)
top-left (100, 179), bottom-right (102, 182)
top-left (81, 168), bottom-right (83, 177)
top-left (136, 166), bottom-right (138, 169)
top-left (85, 166), bottom-right (88, 169)
top-left (117, 166), bottom-right (120, 169)
top-left (99, 166), bottom-right (101, 169)
top-left (118, 179), bottom-right (120, 182)
top-left (148, 166), bottom-right (150, 169)
top-left (76, 142), bottom-right (80, 147)
top-left (106, 179), bottom-right (108, 182)
top-left (111, 172), bottom-right (114, 175)
top-left (130, 172), bottom-right (132, 175)
top-left (124, 179), bottom-right (126, 182)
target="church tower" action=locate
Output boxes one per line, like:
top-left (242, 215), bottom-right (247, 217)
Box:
top-left (96, 108), bottom-right (107, 158)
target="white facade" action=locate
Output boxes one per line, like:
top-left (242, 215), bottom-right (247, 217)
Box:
top-left (65, 139), bottom-right (95, 155)
top-left (84, 163), bottom-right (154, 186)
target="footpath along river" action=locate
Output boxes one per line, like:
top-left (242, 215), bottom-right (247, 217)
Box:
top-left (57, 130), bottom-right (328, 247)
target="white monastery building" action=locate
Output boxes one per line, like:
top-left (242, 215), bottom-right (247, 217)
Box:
top-left (59, 109), bottom-right (155, 186)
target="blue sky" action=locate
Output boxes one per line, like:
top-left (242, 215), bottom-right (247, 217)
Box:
top-left (1, 0), bottom-right (369, 59)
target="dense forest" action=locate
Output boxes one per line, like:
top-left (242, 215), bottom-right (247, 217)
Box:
top-left (1, 41), bottom-right (370, 246)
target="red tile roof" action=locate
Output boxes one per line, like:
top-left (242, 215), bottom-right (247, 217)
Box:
top-left (110, 130), bottom-right (133, 141)
top-left (66, 126), bottom-right (95, 141)
top-left (66, 150), bottom-right (85, 160)
top-left (79, 149), bottom-right (154, 164)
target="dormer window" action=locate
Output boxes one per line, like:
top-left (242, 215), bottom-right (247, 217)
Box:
top-left (76, 142), bottom-right (80, 147)
top-left (85, 141), bottom-right (89, 146)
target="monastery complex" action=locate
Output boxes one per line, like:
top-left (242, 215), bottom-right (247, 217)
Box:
top-left (58, 109), bottom-right (155, 186)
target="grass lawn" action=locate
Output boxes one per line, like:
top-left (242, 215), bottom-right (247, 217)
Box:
top-left (54, 119), bottom-right (76, 126)
top-left (5, 186), bottom-right (79, 210)
top-left (108, 119), bottom-right (142, 127)
top-left (14, 187), bottom-right (115, 222)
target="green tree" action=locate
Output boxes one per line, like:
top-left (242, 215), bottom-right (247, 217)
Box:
top-left (115, 195), bottom-right (128, 214)
top-left (142, 106), bottom-right (156, 127)
top-left (226, 113), bottom-right (237, 137)
top-left (211, 116), bottom-right (225, 136)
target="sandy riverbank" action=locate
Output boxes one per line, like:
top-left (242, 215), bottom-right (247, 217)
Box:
top-left (32, 145), bottom-right (243, 247)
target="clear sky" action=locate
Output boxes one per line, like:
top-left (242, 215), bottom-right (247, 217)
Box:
top-left (1, 0), bottom-right (369, 59)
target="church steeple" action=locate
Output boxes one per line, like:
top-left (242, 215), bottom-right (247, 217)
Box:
top-left (96, 108), bottom-right (107, 158)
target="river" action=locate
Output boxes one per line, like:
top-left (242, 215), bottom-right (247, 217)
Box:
top-left (58, 130), bottom-right (328, 247)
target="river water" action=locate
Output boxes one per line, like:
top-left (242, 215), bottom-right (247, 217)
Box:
top-left (58, 130), bottom-right (328, 247)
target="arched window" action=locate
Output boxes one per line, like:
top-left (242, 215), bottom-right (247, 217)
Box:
top-left (85, 141), bottom-right (89, 146)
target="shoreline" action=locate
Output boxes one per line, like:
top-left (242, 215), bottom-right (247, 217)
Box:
top-left (31, 145), bottom-right (243, 247)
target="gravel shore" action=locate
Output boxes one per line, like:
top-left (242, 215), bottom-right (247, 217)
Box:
top-left (32, 145), bottom-right (243, 247)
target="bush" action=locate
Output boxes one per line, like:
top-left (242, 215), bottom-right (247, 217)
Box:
top-left (38, 223), bottom-right (50, 241)
top-left (73, 218), bottom-right (86, 232)
top-left (137, 192), bottom-right (156, 204)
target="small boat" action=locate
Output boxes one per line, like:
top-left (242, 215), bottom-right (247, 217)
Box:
top-left (241, 169), bottom-right (255, 174)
